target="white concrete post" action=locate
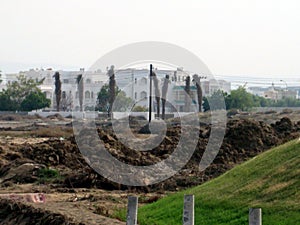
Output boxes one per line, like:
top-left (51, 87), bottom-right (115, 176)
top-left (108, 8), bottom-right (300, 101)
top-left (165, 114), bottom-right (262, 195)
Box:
top-left (126, 196), bottom-right (138, 225)
top-left (249, 208), bottom-right (262, 225)
top-left (182, 194), bottom-right (194, 225)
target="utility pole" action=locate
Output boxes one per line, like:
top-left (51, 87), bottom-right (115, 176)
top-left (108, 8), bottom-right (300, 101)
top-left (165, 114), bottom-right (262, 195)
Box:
top-left (149, 64), bottom-right (153, 122)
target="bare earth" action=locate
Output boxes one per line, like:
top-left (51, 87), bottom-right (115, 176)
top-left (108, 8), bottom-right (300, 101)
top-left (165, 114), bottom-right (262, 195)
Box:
top-left (0, 110), bottom-right (299, 224)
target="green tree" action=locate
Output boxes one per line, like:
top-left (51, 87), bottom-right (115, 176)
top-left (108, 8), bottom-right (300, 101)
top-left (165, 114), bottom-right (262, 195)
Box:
top-left (114, 91), bottom-right (134, 112)
top-left (202, 90), bottom-right (227, 111)
top-left (0, 91), bottom-right (15, 111)
top-left (5, 75), bottom-right (45, 106)
top-left (203, 88), bottom-right (300, 112)
top-left (0, 75), bottom-right (47, 111)
top-left (20, 91), bottom-right (50, 111)
top-left (97, 84), bottom-right (111, 112)
top-left (227, 87), bottom-right (256, 111)
top-left (202, 96), bottom-right (209, 112)
top-left (252, 94), bottom-right (271, 107)
top-left (97, 84), bottom-right (133, 112)
top-left (271, 97), bottom-right (300, 107)
top-left (0, 70), bottom-right (2, 84)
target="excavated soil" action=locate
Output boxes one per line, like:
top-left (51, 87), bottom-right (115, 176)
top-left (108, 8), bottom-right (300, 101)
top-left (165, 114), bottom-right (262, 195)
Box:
top-left (0, 110), bottom-right (300, 224)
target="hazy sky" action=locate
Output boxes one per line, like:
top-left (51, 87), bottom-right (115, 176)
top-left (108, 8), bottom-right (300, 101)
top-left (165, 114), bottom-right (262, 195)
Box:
top-left (1, 0), bottom-right (300, 83)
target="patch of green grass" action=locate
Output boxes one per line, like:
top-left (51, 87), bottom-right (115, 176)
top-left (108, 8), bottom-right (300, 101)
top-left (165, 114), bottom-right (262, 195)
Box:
top-left (111, 207), bottom-right (127, 221)
top-left (37, 167), bottom-right (62, 184)
top-left (138, 139), bottom-right (300, 225)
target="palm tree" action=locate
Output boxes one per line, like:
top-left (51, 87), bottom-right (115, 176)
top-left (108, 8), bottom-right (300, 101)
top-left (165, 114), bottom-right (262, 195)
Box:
top-left (184, 75), bottom-right (191, 112)
top-left (53, 72), bottom-right (61, 111)
top-left (76, 74), bottom-right (84, 112)
top-left (193, 74), bottom-right (204, 112)
top-left (108, 65), bottom-right (116, 116)
top-left (153, 72), bottom-right (161, 118)
top-left (161, 74), bottom-right (170, 119)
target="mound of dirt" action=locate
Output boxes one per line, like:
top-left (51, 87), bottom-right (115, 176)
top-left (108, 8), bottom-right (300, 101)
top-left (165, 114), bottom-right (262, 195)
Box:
top-left (0, 162), bottom-right (46, 184)
top-left (46, 113), bottom-right (65, 121)
top-left (0, 199), bottom-right (79, 225)
top-left (0, 113), bottom-right (43, 121)
top-left (0, 117), bottom-right (299, 192)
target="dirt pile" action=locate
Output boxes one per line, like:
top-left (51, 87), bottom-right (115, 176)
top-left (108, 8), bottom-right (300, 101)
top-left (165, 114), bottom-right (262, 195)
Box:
top-left (0, 117), bottom-right (299, 191)
top-left (217, 118), bottom-right (294, 163)
top-left (188, 117), bottom-right (300, 185)
top-left (0, 199), bottom-right (80, 225)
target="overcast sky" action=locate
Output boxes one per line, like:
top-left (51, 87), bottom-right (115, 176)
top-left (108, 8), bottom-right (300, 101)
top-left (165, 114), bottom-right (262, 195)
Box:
top-left (1, 0), bottom-right (300, 83)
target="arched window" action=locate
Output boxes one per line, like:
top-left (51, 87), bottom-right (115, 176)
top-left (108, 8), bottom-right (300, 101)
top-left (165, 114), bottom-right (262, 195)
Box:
top-left (141, 77), bottom-right (147, 85)
top-left (86, 78), bottom-right (91, 84)
top-left (140, 91), bottom-right (147, 99)
top-left (91, 91), bottom-right (94, 98)
top-left (85, 91), bottom-right (90, 99)
top-left (43, 91), bottom-right (50, 98)
top-left (62, 91), bottom-right (66, 99)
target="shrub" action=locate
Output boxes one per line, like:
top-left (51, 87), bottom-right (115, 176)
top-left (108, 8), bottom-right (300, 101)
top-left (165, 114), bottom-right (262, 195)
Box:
top-left (37, 168), bottom-right (61, 183)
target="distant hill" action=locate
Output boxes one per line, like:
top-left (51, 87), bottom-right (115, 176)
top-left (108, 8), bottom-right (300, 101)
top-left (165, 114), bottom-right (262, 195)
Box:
top-left (138, 139), bottom-right (300, 225)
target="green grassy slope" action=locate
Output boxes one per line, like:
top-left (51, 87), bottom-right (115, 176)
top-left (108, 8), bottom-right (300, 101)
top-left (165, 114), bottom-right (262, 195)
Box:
top-left (138, 139), bottom-right (300, 225)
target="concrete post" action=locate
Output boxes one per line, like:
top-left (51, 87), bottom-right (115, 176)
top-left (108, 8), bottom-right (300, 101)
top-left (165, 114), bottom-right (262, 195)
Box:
top-left (249, 208), bottom-right (262, 225)
top-left (126, 196), bottom-right (138, 225)
top-left (182, 194), bottom-right (194, 225)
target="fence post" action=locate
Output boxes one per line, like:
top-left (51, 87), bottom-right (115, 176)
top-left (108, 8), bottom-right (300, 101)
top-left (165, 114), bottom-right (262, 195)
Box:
top-left (249, 208), bottom-right (262, 225)
top-left (126, 196), bottom-right (138, 225)
top-left (182, 194), bottom-right (194, 225)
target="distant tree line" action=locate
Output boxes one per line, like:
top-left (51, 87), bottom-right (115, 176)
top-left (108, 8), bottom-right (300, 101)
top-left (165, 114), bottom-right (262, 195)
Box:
top-left (203, 87), bottom-right (300, 112)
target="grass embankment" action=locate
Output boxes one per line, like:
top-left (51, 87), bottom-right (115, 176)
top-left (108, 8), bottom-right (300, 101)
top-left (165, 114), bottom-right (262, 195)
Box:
top-left (138, 139), bottom-right (300, 225)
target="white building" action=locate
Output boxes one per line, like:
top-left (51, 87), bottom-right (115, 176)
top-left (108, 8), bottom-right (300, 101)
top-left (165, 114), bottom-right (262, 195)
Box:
top-left (119, 68), bottom-right (231, 112)
top-left (2, 67), bottom-right (231, 112)
top-left (263, 83), bottom-right (298, 101)
top-left (3, 68), bottom-right (107, 111)
top-left (202, 79), bottom-right (231, 96)
top-left (248, 87), bottom-right (268, 97)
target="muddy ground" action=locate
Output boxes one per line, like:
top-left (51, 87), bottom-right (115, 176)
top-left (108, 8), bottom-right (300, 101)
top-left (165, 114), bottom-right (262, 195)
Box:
top-left (0, 110), bottom-right (300, 224)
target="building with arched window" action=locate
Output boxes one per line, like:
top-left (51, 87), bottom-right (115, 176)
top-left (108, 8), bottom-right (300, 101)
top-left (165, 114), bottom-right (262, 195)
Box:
top-left (4, 68), bottom-right (106, 111)
top-left (2, 67), bottom-right (231, 112)
top-left (85, 91), bottom-right (90, 99)
top-left (140, 91), bottom-right (147, 99)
